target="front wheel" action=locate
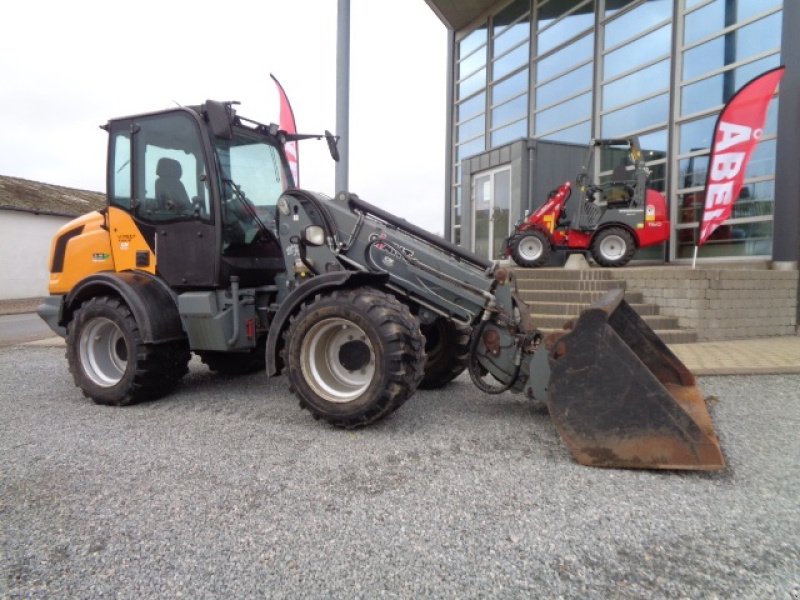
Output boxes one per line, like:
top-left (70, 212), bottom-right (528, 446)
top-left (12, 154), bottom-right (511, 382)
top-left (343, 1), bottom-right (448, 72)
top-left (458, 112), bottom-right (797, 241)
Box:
top-left (510, 230), bottom-right (552, 268)
top-left (418, 318), bottom-right (470, 390)
top-left (591, 227), bottom-right (636, 267)
top-left (284, 288), bottom-right (425, 428)
top-left (67, 296), bottom-right (189, 406)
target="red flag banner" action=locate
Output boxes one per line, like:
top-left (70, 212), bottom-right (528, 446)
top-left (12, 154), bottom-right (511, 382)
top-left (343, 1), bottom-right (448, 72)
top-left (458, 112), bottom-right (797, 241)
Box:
top-left (698, 66), bottom-right (785, 246)
top-left (270, 74), bottom-right (300, 187)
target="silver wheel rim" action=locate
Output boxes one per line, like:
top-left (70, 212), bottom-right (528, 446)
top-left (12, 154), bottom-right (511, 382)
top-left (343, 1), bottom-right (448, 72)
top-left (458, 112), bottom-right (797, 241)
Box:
top-left (518, 235), bottom-right (543, 261)
top-left (599, 234), bottom-right (627, 260)
top-left (79, 317), bottom-right (127, 387)
top-left (301, 318), bottom-right (376, 403)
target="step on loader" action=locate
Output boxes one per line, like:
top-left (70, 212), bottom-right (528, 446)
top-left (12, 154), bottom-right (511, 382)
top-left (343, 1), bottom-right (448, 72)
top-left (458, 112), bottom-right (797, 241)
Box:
top-left (38, 100), bottom-right (723, 470)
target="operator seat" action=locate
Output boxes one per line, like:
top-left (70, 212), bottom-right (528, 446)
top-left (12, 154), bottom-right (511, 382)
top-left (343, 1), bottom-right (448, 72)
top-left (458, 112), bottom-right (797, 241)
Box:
top-left (605, 162), bottom-right (635, 208)
top-left (155, 158), bottom-right (191, 213)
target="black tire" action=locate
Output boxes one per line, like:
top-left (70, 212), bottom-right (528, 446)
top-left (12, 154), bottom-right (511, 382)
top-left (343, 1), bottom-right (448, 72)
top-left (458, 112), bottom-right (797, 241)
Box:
top-left (284, 287), bottom-right (425, 428)
top-left (510, 230), bottom-right (552, 268)
top-left (198, 338), bottom-right (266, 376)
top-left (418, 318), bottom-right (470, 390)
top-left (591, 227), bottom-right (636, 267)
top-left (66, 296), bottom-right (190, 406)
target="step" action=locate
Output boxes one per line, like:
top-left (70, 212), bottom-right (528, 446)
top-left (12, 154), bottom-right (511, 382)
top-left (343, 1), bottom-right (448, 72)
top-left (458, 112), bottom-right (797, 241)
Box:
top-left (539, 328), bottom-right (698, 345)
top-left (531, 313), bottom-right (680, 331)
top-left (512, 268), bottom-right (617, 281)
top-left (515, 278), bottom-right (626, 292)
top-left (527, 300), bottom-right (661, 316)
top-left (521, 289), bottom-right (644, 304)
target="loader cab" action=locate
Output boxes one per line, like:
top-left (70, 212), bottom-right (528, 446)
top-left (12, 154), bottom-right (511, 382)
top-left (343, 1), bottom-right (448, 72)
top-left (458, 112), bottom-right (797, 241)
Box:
top-left (106, 104), bottom-right (290, 290)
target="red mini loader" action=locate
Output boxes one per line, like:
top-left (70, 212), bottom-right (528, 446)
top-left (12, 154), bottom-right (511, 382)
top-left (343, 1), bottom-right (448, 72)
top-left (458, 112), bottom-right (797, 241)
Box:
top-left (506, 138), bottom-right (670, 267)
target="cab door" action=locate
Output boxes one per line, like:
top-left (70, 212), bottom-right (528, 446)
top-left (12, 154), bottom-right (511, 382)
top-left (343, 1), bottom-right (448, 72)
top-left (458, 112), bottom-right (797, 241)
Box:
top-left (107, 111), bottom-right (218, 288)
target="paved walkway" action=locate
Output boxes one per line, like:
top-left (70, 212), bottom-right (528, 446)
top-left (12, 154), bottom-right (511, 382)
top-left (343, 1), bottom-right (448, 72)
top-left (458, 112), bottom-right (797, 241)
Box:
top-left (5, 297), bottom-right (800, 376)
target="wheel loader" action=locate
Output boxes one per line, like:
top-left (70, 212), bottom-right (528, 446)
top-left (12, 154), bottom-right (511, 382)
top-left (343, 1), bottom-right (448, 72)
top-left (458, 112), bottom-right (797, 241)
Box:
top-left (38, 101), bottom-right (724, 470)
top-left (505, 138), bottom-right (670, 268)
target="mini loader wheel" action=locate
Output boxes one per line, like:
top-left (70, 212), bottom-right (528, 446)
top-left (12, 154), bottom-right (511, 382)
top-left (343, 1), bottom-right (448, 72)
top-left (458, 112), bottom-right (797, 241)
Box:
top-left (419, 318), bottom-right (470, 389)
top-left (285, 288), bottom-right (425, 428)
top-left (591, 227), bottom-right (636, 267)
top-left (510, 230), bottom-right (552, 268)
top-left (67, 296), bottom-right (189, 406)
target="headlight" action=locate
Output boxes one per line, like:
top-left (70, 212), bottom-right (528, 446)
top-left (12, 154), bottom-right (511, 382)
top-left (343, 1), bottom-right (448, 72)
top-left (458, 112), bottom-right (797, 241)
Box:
top-left (303, 225), bottom-right (325, 247)
top-left (277, 197), bottom-right (290, 216)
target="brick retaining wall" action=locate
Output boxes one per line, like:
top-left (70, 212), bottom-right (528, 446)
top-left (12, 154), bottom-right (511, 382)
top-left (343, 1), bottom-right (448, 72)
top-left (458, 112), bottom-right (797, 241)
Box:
top-left (608, 268), bottom-right (799, 341)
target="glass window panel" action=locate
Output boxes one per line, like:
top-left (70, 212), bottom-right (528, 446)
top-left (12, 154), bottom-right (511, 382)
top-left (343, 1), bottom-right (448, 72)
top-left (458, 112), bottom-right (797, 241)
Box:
top-left (538, 3), bottom-right (595, 55)
top-left (676, 218), bottom-right (773, 258)
top-left (737, 0), bottom-right (781, 23)
top-left (678, 154), bottom-right (709, 189)
top-left (458, 92), bottom-right (486, 122)
top-left (492, 94), bottom-right (528, 128)
top-left (493, 43), bottom-right (529, 80)
top-left (536, 63), bottom-right (593, 108)
top-left (459, 46), bottom-right (487, 79)
top-left (685, 0), bottom-right (705, 9)
top-left (679, 115), bottom-right (716, 154)
top-left (601, 93), bottom-right (669, 137)
top-left (602, 59), bottom-right (670, 111)
top-left (494, 22), bottom-right (530, 57)
top-left (735, 54), bottom-right (781, 89)
top-left (735, 12), bottom-right (782, 62)
top-left (535, 92), bottom-right (592, 134)
top-left (537, 0), bottom-right (592, 30)
top-left (493, 70), bottom-right (529, 105)
top-left (682, 37), bottom-right (725, 81)
top-left (457, 136), bottom-right (485, 162)
top-left (111, 132), bottom-right (131, 209)
top-left (684, 0), bottom-right (725, 45)
top-left (458, 68), bottom-right (486, 100)
top-left (638, 129), bottom-right (669, 158)
top-left (538, 120), bottom-right (591, 145)
top-left (605, 0), bottom-right (671, 47)
top-left (457, 114), bottom-right (485, 142)
top-left (605, 0), bottom-right (637, 17)
top-left (459, 26), bottom-right (488, 58)
top-left (604, 24), bottom-right (671, 80)
top-left (764, 98), bottom-right (778, 136)
top-left (494, 0), bottom-right (530, 31)
top-left (537, 33), bottom-right (594, 81)
top-left (745, 139), bottom-right (776, 180)
top-left (491, 120), bottom-right (528, 147)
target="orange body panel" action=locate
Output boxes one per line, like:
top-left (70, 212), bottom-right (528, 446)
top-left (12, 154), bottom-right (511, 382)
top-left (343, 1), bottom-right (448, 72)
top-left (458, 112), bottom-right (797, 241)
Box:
top-left (106, 207), bottom-right (156, 275)
top-left (48, 212), bottom-right (115, 294)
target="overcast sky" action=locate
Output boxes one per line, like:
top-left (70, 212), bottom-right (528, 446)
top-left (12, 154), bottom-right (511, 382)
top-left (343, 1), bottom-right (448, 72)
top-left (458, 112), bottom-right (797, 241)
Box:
top-left (0, 1), bottom-right (448, 233)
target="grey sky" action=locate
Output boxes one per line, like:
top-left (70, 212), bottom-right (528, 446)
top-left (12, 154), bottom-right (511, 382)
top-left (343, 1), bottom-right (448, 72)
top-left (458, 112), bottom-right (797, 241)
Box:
top-left (0, 1), bottom-right (447, 233)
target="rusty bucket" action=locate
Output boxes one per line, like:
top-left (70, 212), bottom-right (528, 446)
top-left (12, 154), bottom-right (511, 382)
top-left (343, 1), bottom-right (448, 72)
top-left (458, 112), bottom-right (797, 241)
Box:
top-left (544, 289), bottom-right (724, 471)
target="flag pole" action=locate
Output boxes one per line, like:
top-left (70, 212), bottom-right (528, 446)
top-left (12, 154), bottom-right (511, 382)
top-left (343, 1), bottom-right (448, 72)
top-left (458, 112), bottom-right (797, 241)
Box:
top-left (692, 245), bottom-right (698, 269)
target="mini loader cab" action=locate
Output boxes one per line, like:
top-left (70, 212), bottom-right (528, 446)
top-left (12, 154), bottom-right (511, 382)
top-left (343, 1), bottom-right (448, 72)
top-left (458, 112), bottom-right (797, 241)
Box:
top-left (38, 101), bottom-right (724, 471)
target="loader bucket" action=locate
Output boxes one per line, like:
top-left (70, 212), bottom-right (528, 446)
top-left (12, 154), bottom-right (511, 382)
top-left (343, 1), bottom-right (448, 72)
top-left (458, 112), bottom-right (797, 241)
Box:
top-left (545, 289), bottom-right (724, 470)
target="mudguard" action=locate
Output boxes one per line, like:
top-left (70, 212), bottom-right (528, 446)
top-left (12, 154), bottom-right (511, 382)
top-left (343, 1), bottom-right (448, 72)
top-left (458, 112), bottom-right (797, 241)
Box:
top-left (63, 271), bottom-right (186, 344)
top-left (265, 271), bottom-right (390, 376)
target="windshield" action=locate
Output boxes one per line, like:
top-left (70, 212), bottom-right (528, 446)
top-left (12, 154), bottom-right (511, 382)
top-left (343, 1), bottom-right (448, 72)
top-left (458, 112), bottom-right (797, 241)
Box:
top-left (214, 132), bottom-right (289, 208)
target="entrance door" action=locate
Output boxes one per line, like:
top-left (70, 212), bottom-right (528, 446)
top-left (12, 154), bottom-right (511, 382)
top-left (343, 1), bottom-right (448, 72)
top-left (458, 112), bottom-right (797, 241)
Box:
top-left (472, 166), bottom-right (511, 260)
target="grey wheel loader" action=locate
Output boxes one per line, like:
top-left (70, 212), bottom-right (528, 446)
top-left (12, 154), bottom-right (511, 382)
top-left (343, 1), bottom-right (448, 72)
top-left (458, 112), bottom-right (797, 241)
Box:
top-left (38, 100), bottom-right (724, 470)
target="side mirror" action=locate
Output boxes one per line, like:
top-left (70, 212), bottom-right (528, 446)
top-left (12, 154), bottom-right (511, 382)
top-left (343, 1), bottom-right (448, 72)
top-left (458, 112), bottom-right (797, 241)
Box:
top-left (325, 130), bottom-right (340, 162)
top-left (204, 100), bottom-right (235, 140)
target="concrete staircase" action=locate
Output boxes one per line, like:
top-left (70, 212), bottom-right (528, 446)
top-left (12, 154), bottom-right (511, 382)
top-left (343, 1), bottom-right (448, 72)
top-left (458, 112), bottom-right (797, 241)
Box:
top-left (513, 268), bottom-right (699, 344)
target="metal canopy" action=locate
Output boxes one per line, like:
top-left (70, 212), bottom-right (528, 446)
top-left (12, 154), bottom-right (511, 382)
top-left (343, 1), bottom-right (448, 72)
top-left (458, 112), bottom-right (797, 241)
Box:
top-left (423, 0), bottom-right (498, 30)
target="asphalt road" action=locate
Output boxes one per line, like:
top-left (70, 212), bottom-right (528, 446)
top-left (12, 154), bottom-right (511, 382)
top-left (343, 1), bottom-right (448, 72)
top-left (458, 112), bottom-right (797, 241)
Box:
top-left (0, 314), bottom-right (52, 347)
top-left (1, 344), bottom-right (798, 599)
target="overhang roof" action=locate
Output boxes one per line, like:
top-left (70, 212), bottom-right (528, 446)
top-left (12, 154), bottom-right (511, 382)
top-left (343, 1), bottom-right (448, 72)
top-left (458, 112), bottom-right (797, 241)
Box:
top-left (423, 0), bottom-right (498, 31)
top-left (0, 175), bottom-right (105, 218)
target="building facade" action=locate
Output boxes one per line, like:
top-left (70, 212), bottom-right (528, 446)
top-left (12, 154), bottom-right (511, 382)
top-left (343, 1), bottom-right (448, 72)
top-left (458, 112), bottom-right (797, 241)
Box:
top-left (425, 0), bottom-right (798, 267)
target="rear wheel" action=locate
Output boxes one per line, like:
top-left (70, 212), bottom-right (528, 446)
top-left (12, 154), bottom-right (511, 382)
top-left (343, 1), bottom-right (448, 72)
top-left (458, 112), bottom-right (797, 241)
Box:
top-left (591, 227), bottom-right (636, 267)
top-left (284, 288), bottom-right (425, 428)
top-left (510, 230), bottom-right (552, 268)
top-left (67, 296), bottom-right (189, 406)
top-left (418, 318), bottom-right (470, 389)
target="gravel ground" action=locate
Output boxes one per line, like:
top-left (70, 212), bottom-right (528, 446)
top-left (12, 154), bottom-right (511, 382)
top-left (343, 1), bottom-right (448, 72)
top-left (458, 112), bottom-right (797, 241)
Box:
top-left (1, 345), bottom-right (798, 599)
